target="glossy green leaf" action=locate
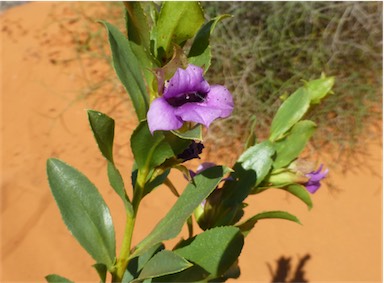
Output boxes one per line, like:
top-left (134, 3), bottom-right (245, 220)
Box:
top-left (131, 121), bottom-right (189, 172)
top-left (88, 110), bottom-right (132, 213)
top-left (47, 158), bottom-right (116, 268)
top-left (269, 87), bottom-right (311, 142)
top-left (238, 141), bottom-right (275, 186)
top-left (273, 120), bottom-right (317, 168)
top-left (45, 274), bottom-right (74, 283)
top-left (124, 2), bottom-right (150, 50)
top-left (174, 226), bottom-right (244, 280)
top-left (136, 250), bottom-right (192, 281)
top-left (123, 243), bottom-right (165, 282)
top-left (281, 184), bottom-right (313, 210)
top-left (132, 166), bottom-right (231, 258)
top-left (93, 263), bottom-right (107, 283)
top-left (188, 14), bottom-right (231, 71)
top-left (237, 210), bottom-right (301, 236)
top-left (306, 75), bottom-right (335, 104)
top-left (88, 110), bottom-right (115, 162)
top-left (154, 1), bottom-right (205, 60)
top-left (101, 21), bottom-right (149, 120)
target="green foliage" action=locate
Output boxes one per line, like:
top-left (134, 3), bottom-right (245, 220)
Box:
top-left (154, 2), bottom-right (205, 60)
top-left (88, 110), bottom-right (132, 213)
top-left (45, 274), bottom-right (74, 283)
top-left (238, 141), bottom-right (275, 187)
top-left (188, 14), bottom-right (231, 71)
top-left (269, 88), bottom-right (311, 142)
top-left (238, 211), bottom-right (302, 236)
top-left (101, 21), bottom-right (149, 121)
top-left (273, 120), bottom-right (317, 169)
top-left (46, 159), bottom-right (116, 269)
top-left (136, 250), bottom-right (192, 281)
top-left (93, 263), bottom-right (108, 283)
top-left (130, 121), bottom-right (190, 173)
top-left (172, 226), bottom-right (244, 281)
top-left (132, 166), bottom-right (231, 258)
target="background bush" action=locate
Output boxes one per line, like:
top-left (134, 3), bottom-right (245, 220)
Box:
top-left (201, 2), bottom-right (382, 166)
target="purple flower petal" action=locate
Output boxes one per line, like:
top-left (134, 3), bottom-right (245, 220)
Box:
top-left (147, 64), bottom-right (234, 133)
top-left (305, 164), bottom-right (329, 194)
top-left (147, 97), bottom-right (183, 134)
top-left (163, 65), bottom-right (210, 99)
top-left (174, 85), bottom-right (234, 128)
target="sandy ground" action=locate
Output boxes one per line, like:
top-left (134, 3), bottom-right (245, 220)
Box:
top-left (1, 2), bottom-right (382, 282)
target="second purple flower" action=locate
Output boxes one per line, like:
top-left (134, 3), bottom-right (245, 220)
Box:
top-left (147, 64), bottom-right (234, 134)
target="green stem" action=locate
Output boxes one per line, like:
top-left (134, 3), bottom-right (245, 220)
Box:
top-left (112, 170), bottom-right (147, 282)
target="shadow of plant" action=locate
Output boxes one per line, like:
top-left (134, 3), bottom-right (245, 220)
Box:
top-left (267, 254), bottom-right (311, 283)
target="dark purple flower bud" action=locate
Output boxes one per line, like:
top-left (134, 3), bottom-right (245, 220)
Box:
top-left (177, 141), bottom-right (204, 162)
top-left (305, 164), bottom-right (329, 193)
top-left (147, 64), bottom-right (234, 134)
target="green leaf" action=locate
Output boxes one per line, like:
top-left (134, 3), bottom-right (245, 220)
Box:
top-left (88, 110), bottom-right (115, 162)
top-left (188, 14), bottom-right (231, 71)
top-left (238, 141), bottom-right (275, 186)
top-left (273, 120), bottom-right (317, 168)
top-left (280, 184), bottom-right (313, 210)
top-left (123, 243), bottom-right (165, 282)
top-left (305, 76), bottom-right (335, 104)
top-left (45, 274), bottom-right (74, 283)
top-left (132, 166), bottom-right (231, 258)
top-left (154, 1), bottom-right (205, 60)
top-left (93, 263), bottom-right (108, 283)
top-left (101, 21), bottom-right (149, 121)
top-left (88, 110), bottom-right (132, 213)
top-left (269, 87), bottom-right (311, 142)
top-left (136, 250), bottom-right (192, 281)
top-left (174, 226), bottom-right (244, 280)
top-left (237, 210), bottom-right (301, 236)
top-left (124, 2), bottom-right (150, 51)
top-left (171, 124), bottom-right (203, 141)
top-left (131, 121), bottom-right (189, 172)
top-left (46, 158), bottom-right (116, 268)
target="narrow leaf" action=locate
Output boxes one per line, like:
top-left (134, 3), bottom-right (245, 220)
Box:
top-left (280, 184), bottom-right (313, 210)
top-left (136, 250), bottom-right (192, 281)
top-left (88, 110), bottom-right (115, 162)
top-left (45, 274), bottom-right (74, 283)
top-left (124, 2), bottom-right (150, 50)
top-left (132, 166), bottom-right (231, 258)
top-left (93, 263), bottom-right (107, 283)
top-left (88, 110), bottom-right (132, 213)
top-left (273, 120), bottom-right (316, 168)
top-left (269, 87), bottom-right (311, 141)
top-left (238, 210), bottom-right (301, 236)
top-left (47, 158), bottom-right (116, 268)
top-left (101, 21), bottom-right (149, 120)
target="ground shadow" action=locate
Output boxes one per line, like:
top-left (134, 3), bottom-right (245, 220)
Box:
top-left (267, 254), bottom-right (311, 283)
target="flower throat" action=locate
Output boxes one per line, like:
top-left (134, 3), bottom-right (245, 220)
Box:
top-left (167, 91), bottom-right (207, 107)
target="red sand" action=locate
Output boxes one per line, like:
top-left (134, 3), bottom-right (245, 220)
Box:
top-left (1, 3), bottom-right (382, 282)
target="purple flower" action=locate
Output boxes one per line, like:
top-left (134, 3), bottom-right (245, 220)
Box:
top-left (304, 164), bottom-right (329, 194)
top-left (147, 64), bottom-right (234, 134)
top-left (177, 141), bottom-right (204, 162)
